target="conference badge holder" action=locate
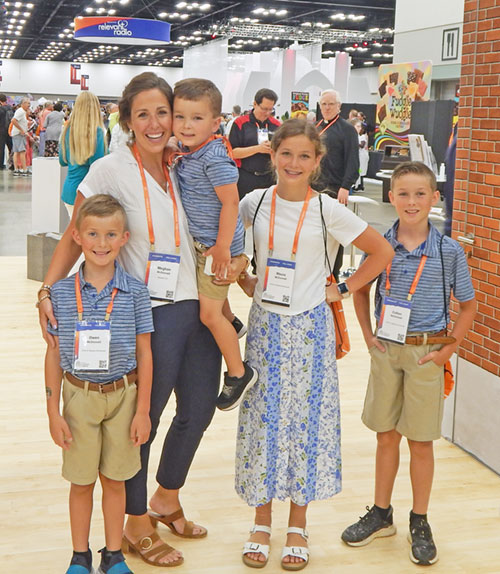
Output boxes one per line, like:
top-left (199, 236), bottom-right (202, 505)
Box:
top-left (74, 320), bottom-right (111, 371)
top-left (377, 296), bottom-right (412, 344)
top-left (146, 252), bottom-right (180, 302)
top-left (261, 257), bottom-right (296, 307)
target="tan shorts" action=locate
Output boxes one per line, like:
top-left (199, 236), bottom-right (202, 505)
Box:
top-left (362, 339), bottom-right (444, 441)
top-left (61, 376), bottom-right (141, 485)
top-left (195, 242), bottom-right (231, 301)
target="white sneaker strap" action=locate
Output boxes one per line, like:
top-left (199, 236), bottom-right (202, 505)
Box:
top-left (250, 524), bottom-right (272, 535)
top-left (286, 526), bottom-right (308, 539)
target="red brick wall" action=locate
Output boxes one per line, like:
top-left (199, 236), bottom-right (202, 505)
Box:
top-left (453, 0), bottom-right (500, 376)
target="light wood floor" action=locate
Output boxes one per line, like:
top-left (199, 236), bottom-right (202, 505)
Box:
top-left (1, 256), bottom-right (499, 574)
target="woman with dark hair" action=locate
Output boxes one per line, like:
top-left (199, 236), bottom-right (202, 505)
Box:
top-left (38, 72), bottom-right (246, 570)
top-left (43, 101), bottom-right (65, 157)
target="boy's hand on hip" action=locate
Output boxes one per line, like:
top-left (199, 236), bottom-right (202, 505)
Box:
top-left (49, 414), bottom-right (73, 450)
top-left (366, 334), bottom-right (386, 353)
top-left (130, 413), bottom-right (151, 446)
top-left (418, 345), bottom-right (453, 367)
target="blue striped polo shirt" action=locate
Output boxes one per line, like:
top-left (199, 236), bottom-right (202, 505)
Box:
top-left (175, 137), bottom-right (245, 255)
top-left (48, 261), bottom-right (154, 383)
top-left (372, 221), bottom-right (475, 332)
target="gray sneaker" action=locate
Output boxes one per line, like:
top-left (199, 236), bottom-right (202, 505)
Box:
top-left (408, 514), bottom-right (438, 565)
top-left (341, 505), bottom-right (397, 546)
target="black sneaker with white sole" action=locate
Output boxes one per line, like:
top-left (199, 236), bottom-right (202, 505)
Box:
top-left (216, 361), bottom-right (258, 411)
top-left (231, 315), bottom-right (247, 338)
top-left (408, 513), bottom-right (438, 565)
top-left (341, 505), bottom-right (397, 546)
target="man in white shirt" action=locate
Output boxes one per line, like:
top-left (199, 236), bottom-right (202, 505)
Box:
top-left (11, 97), bottom-right (31, 176)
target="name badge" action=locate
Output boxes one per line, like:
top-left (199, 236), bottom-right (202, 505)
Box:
top-left (261, 257), bottom-right (296, 307)
top-left (377, 296), bottom-right (412, 345)
top-left (74, 320), bottom-right (111, 371)
top-left (257, 128), bottom-right (269, 144)
top-left (146, 252), bottom-right (180, 302)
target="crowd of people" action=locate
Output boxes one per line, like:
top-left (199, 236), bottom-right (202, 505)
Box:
top-left (2, 72), bottom-right (472, 574)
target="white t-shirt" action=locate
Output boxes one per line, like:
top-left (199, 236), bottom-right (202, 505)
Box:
top-left (79, 145), bottom-right (198, 307)
top-left (240, 187), bottom-right (368, 315)
top-left (11, 107), bottom-right (28, 136)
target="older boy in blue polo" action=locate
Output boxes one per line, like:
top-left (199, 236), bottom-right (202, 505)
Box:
top-left (342, 162), bottom-right (476, 566)
top-left (44, 194), bottom-right (154, 574)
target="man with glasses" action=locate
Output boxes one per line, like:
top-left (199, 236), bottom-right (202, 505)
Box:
top-left (315, 89), bottom-right (360, 279)
top-left (229, 88), bottom-right (280, 199)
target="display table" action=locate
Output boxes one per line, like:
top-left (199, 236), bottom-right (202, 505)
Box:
top-left (342, 195), bottom-right (379, 277)
top-left (28, 157), bottom-right (68, 280)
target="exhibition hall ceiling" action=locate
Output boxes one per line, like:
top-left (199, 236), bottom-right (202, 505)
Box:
top-left (0, 0), bottom-right (395, 68)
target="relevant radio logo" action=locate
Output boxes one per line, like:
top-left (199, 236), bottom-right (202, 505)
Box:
top-left (74, 16), bottom-right (171, 45)
top-left (97, 19), bottom-right (132, 37)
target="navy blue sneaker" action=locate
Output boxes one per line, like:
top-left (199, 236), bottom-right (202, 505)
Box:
top-left (341, 505), bottom-right (397, 546)
top-left (216, 361), bottom-right (258, 411)
top-left (408, 513), bottom-right (438, 565)
top-left (96, 547), bottom-right (133, 574)
top-left (66, 549), bottom-right (94, 574)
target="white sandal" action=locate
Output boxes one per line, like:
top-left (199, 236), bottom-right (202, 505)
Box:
top-left (281, 527), bottom-right (309, 571)
top-left (242, 524), bottom-right (272, 569)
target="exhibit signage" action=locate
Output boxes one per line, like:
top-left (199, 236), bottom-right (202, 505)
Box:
top-left (291, 91), bottom-right (309, 118)
top-left (374, 61), bottom-right (432, 150)
top-left (74, 16), bottom-right (171, 45)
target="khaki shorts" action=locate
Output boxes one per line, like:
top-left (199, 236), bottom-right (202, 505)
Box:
top-left (61, 376), bottom-right (140, 485)
top-left (195, 242), bottom-right (231, 301)
top-left (362, 339), bottom-right (444, 441)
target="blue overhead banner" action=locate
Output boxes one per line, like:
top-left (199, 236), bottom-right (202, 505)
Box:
top-left (74, 16), bottom-right (171, 45)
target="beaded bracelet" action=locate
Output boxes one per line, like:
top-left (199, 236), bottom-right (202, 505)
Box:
top-left (35, 293), bottom-right (51, 308)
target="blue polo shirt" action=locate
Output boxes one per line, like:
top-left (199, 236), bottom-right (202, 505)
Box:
top-left (175, 137), bottom-right (245, 256)
top-left (48, 261), bottom-right (154, 383)
top-left (372, 221), bottom-right (475, 332)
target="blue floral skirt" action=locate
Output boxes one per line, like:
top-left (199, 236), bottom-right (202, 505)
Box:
top-left (235, 300), bottom-right (342, 506)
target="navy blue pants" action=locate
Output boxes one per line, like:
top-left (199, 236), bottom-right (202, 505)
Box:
top-left (125, 300), bottom-right (221, 516)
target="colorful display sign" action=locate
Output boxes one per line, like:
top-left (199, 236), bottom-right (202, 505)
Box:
top-left (70, 63), bottom-right (81, 85)
top-left (374, 61), bottom-right (432, 150)
top-left (291, 91), bottom-right (309, 118)
top-left (74, 16), bottom-right (171, 45)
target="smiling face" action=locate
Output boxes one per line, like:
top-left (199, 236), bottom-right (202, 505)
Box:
top-left (127, 88), bottom-right (172, 157)
top-left (271, 134), bottom-right (322, 187)
top-left (253, 97), bottom-right (275, 123)
top-left (72, 213), bottom-right (129, 272)
top-left (319, 92), bottom-right (341, 122)
top-left (389, 173), bottom-right (440, 227)
top-left (172, 96), bottom-right (220, 150)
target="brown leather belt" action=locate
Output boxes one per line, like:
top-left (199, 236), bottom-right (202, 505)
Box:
top-left (405, 330), bottom-right (456, 345)
top-left (64, 369), bottom-right (137, 393)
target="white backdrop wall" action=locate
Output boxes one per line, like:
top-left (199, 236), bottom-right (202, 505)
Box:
top-left (0, 59), bottom-right (182, 99)
top-left (394, 0), bottom-right (464, 80)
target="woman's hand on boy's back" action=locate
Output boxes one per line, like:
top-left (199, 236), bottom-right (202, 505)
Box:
top-left (39, 296), bottom-right (58, 348)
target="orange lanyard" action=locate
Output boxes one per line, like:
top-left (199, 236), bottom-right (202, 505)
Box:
top-left (132, 143), bottom-right (180, 253)
top-left (173, 134), bottom-right (234, 161)
top-left (316, 115), bottom-right (339, 136)
top-left (75, 273), bottom-right (118, 322)
top-left (268, 185), bottom-right (312, 259)
top-left (385, 255), bottom-right (428, 302)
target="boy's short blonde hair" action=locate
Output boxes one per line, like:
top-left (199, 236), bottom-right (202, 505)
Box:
top-left (173, 78), bottom-right (222, 117)
top-left (75, 194), bottom-right (128, 231)
top-left (391, 161), bottom-right (437, 191)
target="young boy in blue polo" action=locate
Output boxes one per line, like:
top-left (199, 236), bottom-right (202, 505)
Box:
top-left (342, 162), bottom-right (476, 565)
top-left (172, 78), bottom-right (257, 412)
top-left (44, 194), bottom-right (154, 574)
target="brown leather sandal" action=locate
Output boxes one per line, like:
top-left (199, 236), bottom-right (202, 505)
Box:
top-left (122, 530), bottom-right (184, 567)
top-left (148, 507), bottom-right (208, 539)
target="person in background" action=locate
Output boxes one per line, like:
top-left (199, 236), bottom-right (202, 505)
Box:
top-left (315, 89), bottom-right (359, 279)
top-left (59, 91), bottom-right (107, 217)
top-left (0, 93), bottom-right (13, 170)
top-left (350, 118), bottom-right (369, 192)
top-left (228, 88), bottom-right (280, 199)
top-left (443, 123), bottom-right (457, 237)
top-left (225, 104), bottom-right (241, 136)
top-left (38, 100), bottom-right (53, 157)
top-left (44, 102), bottom-right (65, 157)
top-left (10, 96), bottom-right (31, 177)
